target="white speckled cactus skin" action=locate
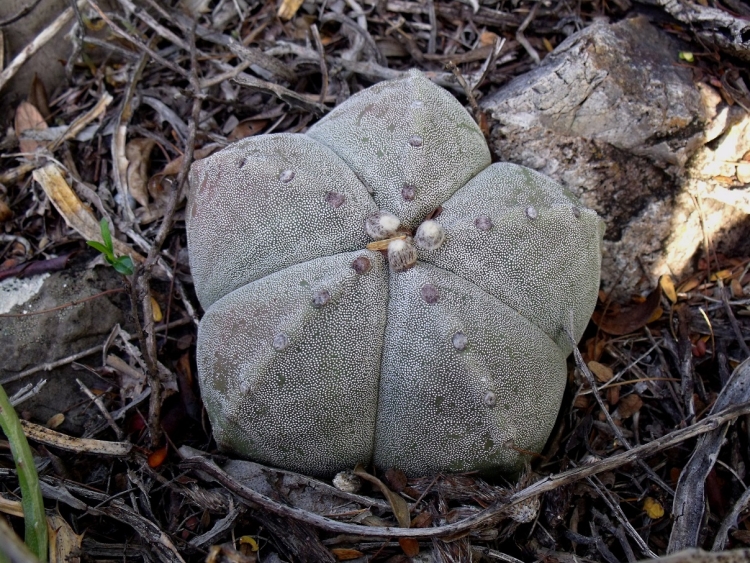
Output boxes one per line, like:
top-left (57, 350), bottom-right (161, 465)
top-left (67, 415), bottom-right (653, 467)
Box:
top-left (187, 70), bottom-right (604, 476)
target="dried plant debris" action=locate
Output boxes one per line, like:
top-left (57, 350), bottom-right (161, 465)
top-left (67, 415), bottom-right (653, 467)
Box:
top-left (1, 0), bottom-right (749, 562)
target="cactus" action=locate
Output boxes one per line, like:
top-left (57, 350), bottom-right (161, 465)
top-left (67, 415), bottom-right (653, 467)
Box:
top-left (187, 70), bottom-right (604, 476)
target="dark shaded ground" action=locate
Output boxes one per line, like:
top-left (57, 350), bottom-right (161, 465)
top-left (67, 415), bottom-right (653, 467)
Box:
top-left (1, 1), bottom-right (750, 562)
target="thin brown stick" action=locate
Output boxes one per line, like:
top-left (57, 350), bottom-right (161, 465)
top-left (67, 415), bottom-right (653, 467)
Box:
top-left (570, 334), bottom-right (675, 496)
top-left (76, 379), bottom-right (124, 440)
top-left (86, 0), bottom-right (188, 78)
top-left (719, 279), bottom-right (750, 358)
top-left (181, 400), bottom-right (750, 539)
top-left (310, 24), bottom-right (329, 105)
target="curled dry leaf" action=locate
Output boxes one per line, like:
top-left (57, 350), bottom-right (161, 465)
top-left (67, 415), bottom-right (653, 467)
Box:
top-left (278, 0), bottom-right (304, 20)
top-left (592, 283), bottom-right (662, 336)
top-left (19, 419), bottom-right (132, 456)
top-left (125, 138), bottom-right (156, 208)
top-left (398, 537), bottom-right (420, 557)
top-left (660, 274), bottom-right (678, 303)
top-left (587, 360), bottom-right (613, 383)
top-left (615, 393), bottom-right (643, 419)
top-left (150, 296), bottom-right (163, 322)
top-left (148, 143), bottom-right (221, 195)
top-left (45, 413), bottom-right (65, 429)
top-left (48, 513), bottom-right (83, 563)
top-left (0, 198), bottom-right (12, 222)
top-left (331, 548), bottom-right (363, 561)
top-left (227, 119), bottom-right (268, 142)
top-left (15, 101), bottom-right (48, 154)
top-left (353, 464), bottom-right (411, 528)
top-left (28, 75), bottom-right (51, 120)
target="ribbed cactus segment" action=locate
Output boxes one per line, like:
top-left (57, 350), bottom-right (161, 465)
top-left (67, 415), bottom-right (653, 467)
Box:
top-left (375, 263), bottom-right (568, 475)
top-left (187, 134), bottom-right (378, 309)
top-left (418, 163), bottom-right (605, 355)
top-left (187, 70), bottom-right (604, 477)
top-left (197, 250), bottom-right (388, 475)
top-left (307, 69), bottom-right (491, 228)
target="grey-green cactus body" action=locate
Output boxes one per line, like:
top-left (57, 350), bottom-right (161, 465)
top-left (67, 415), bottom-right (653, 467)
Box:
top-left (188, 69), bottom-right (604, 476)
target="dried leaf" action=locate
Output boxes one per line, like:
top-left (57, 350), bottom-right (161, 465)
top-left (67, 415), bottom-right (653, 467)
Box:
top-left (660, 274), bottom-right (678, 303)
top-left (15, 101), bottom-right (48, 154)
top-left (148, 445), bottom-right (168, 468)
top-left (479, 31), bottom-right (500, 47)
top-left (0, 198), bottom-right (11, 222)
top-left (616, 394), bottom-right (643, 419)
top-left (278, 0), bottom-right (304, 20)
top-left (607, 386), bottom-right (620, 406)
top-left (228, 119), bottom-right (269, 142)
top-left (29, 75), bottom-right (51, 120)
top-left (331, 548), bottom-right (363, 561)
top-left (48, 513), bottom-right (83, 563)
top-left (0, 495), bottom-right (24, 517)
top-left (125, 138), bottom-right (156, 208)
top-left (32, 164), bottom-right (143, 263)
top-left (150, 144), bottom-right (221, 190)
top-left (643, 497), bottom-right (665, 519)
top-left (678, 277), bottom-right (701, 293)
top-left (730, 278), bottom-right (743, 299)
top-left (46, 413), bottom-right (65, 429)
top-left (384, 467), bottom-right (407, 492)
top-left (150, 296), bottom-right (163, 322)
top-left (399, 538), bottom-right (420, 557)
top-left (239, 536), bottom-right (258, 551)
top-left (592, 284), bottom-right (662, 336)
top-left (573, 395), bottom-right (589, 409)
top-left (587, 360), bottom-right (613, 382)
top-left (411, 511), bottom-right (433, 528)
top-left (353, 465), bottom-right (411, 528)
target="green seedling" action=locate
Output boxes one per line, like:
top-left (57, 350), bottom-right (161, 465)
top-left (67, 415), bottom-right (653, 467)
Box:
top-left (87, 218), bottom-right (134, 275)
top-left (0, 384), bottom-right (48, 562)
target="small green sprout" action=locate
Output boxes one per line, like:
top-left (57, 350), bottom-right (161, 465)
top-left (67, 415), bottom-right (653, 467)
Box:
top-left (678, 51), bottom-right (695, 63)
top-left (87, 218), bottom-right (135, 275)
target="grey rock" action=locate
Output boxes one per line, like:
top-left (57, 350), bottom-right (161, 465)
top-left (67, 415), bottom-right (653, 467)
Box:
top-left (0, 264), bottom-right (127, 434)
top-left (482, 15), bottom-right (750, 299)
